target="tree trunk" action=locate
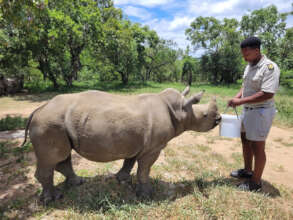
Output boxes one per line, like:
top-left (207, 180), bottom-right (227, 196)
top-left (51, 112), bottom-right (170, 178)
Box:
top-left (188, 71), bottom-right (192, 85)
top-left (68, 36), bottom-right (84, 84)
top-left (38, 57), bottom-right (59, 89)
top-left (120, 72), bottom-right (128, 85)
top-left (64, 75), bottom-right (73, 87)
top-left (50, 76), bottom-right (59, 89)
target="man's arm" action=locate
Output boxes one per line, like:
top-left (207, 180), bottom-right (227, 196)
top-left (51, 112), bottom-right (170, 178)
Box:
top-left (229, 91), bottom-right (274, 107)
top-left (228, 88), bottom-right (243, 107)
top-left (234, 88), bottom-right (243, 99)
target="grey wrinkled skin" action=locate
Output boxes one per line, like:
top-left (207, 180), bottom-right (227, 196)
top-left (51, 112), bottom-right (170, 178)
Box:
top-left (22, 86), bottom-right (221, 204)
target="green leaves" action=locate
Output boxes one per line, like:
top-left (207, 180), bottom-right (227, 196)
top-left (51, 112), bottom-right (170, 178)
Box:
top-left (240, 5), bottom-right (287, 60)
top-left (185, 4), bottom-right (290, 85)
top-left (186, 16), bottom-right (242, 84)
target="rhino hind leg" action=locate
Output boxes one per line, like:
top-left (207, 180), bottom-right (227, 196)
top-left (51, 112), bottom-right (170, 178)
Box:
top-left (35, 164), bottom-right (63, 205)
top-left (116, 156), bottom-right (136, 183)
top-left (32, 129), bottom-right (74, 204)
top-left (55, 154), bottom-right (84, 186)
top-left (136, 150), bottom-right (161, 199)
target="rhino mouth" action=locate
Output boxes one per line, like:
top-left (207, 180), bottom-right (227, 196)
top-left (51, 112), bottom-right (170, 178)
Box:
top-left (214, 116), bottom-right (222, 126)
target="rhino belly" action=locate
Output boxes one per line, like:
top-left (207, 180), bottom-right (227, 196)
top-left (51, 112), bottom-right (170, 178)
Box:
top-left (75, 138), bottom-right (143, 162)
top-left (66, 102), bottom-right (150, 162)
top-left (73, 127), bottom-right (146, 162)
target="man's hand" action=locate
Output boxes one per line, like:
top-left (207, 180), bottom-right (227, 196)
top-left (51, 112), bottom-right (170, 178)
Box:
top-left (228, 91), bottom-right (274, 108)
top-left (227, 98), bottom-right (243, 107)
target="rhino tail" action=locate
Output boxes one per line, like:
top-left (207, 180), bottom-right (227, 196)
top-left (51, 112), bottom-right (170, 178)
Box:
top-left (21, 103), bottom-right (47, 147)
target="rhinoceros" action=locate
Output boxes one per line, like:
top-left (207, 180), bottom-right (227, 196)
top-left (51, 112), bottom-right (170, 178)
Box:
top-left (0, 74), bottom-right (24, 96)
top-left (22, 86), bottom-right (221, 204)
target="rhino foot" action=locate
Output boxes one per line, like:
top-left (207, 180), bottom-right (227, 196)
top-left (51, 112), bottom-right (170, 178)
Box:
top-left (116, 171), bottom-right (131, 184)
top-left (136, 183), bottom-right (153, 200)
top-left (40, 189), bottom-right (63, 205)
top-left (66, 176), bottom-right (84, 186)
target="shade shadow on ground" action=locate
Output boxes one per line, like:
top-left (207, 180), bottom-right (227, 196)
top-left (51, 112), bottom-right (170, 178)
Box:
top-left (1, 171), bottom-right (281, 219)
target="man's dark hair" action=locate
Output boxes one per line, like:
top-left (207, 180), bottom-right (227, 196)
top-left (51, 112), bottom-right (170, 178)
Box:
top-left (240, 36), bottom-right (261, 49)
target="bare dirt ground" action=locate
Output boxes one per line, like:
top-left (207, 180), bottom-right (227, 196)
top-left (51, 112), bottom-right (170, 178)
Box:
top-left (1, 100), bottom-right (293, 212)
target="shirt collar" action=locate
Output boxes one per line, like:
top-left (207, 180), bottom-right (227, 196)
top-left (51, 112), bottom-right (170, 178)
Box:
top-left (248, 55), bottom-right (266, 69)
top-left (256, 55), bottom-right (266, 68)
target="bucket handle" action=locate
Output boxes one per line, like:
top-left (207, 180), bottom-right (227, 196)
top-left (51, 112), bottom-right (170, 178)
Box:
top-left (224, 106), bottom-right (239, 119)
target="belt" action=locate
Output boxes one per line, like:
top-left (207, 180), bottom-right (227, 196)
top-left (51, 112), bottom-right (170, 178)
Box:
top-left (244, 106), bottom-right (266, 110)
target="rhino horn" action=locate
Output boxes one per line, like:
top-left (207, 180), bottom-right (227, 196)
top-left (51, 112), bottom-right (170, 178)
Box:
top-left (181, 86), bottom-right (190, 97)
top-left (183, 90), bottom-right (205, 108)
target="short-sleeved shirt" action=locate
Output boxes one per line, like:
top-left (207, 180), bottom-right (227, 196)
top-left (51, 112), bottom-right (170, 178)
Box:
top-left (242, 55), bottom-right (280, 108)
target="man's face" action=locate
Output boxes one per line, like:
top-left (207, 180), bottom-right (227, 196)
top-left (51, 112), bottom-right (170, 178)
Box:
top-left (241, 47), bottom-right (260, 63)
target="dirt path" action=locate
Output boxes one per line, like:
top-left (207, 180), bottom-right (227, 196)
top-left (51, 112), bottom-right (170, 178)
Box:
top-left (169, 127), bottom-right (293, 189)
top-left (0, 100), bottom-right (46, 118)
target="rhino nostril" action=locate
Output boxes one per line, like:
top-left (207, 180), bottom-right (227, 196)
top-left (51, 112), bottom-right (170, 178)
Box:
top-left (215, 116), bottom-right (221, 124)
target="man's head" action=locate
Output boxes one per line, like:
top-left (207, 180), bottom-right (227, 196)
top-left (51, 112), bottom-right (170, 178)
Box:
top-left (240, 36), bottom-right (262, 64)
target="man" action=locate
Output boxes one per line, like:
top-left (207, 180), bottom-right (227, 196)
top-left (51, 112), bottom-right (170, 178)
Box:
top-left (228, 36), bottom-right (280, 191)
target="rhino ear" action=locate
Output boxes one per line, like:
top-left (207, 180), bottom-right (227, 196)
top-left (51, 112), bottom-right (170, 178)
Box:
top-left (183, 90), bottom-right (205, 108)
top-left (181, 86), bottom-right (190, 97)
top-left (209, 96), bottom-right (217, 107)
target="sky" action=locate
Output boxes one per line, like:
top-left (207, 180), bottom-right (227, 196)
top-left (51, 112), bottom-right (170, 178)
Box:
top-left (113, 0), bottom-right (293, 55)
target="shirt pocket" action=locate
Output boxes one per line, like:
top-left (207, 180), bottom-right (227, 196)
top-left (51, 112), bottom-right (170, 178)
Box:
top-left (250, 72), bottom-right (263, 90)
top-left (243, 72), bottom-right (249, 86)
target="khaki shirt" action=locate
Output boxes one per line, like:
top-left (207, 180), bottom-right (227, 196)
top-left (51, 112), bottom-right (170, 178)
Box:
top-left (242, 55), bottom-right (280, 108)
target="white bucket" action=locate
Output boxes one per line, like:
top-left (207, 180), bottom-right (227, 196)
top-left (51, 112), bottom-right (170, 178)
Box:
top-left (219, 114), bottom-right (241, 138)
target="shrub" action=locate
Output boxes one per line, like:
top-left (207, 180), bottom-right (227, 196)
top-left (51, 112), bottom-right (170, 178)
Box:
top-left (0, 115), bottom-right (27, 131)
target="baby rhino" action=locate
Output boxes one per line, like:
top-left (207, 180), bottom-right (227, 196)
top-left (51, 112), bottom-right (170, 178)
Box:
top-left (22, 86), bottom-right (221, 204)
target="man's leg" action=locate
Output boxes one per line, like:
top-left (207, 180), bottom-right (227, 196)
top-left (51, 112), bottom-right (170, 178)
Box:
top-left (231, 132), bottom-right (253, 178)
top-left (241, 132), bottom-right (253, 172)
top-left (250, 140), bottom-right (266, 184)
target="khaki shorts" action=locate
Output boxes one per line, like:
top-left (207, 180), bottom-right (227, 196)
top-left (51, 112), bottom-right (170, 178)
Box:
top-left (241, 106), bottom-right (276, 141)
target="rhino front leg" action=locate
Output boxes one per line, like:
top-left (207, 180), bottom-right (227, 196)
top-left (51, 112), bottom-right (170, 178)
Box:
top-left (136, 150), bottom-right (161, 199)
top-left (35, 164), bottom-right (63, 205)
top-left (55, 155), bottom-right (84, 186)
top-left (116, 156), bottom-right (136, 183)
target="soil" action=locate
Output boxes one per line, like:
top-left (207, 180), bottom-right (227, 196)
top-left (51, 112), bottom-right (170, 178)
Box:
top-left (1, 101), bottom-right (293, 207)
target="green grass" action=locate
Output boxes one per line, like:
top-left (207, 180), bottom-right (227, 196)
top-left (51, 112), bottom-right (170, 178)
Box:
top-left (0, 115), bottom-right (28, 131)
top-left (0, 141), bottom-right (10, 158)
top-left (22, 80), bottom-right (293, 127)
top-left (0, 141), bottom-right (32, 159)
top-left (25, 79), bottom-right (240, 96)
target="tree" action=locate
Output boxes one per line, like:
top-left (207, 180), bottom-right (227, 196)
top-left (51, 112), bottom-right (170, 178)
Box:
top-left (186, 17), bottom-right (242, 84)
top-left (143, 32), bottom-right (179, 82)
top-left (1, 0), bottom-right (103, 88)
top-left (278, 27), bottom-right (293, 88)
top-left (240, 5), bottom-right (287, 60)
top-left (278, 27), bottom-right (293, 71)
top-left (0, 0), bottom-right (41, 78)
top-left (99, 19), bottom-right (140, 84)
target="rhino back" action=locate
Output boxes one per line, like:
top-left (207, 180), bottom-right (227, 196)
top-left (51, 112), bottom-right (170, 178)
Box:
top-left (69, 91), bottom-right (175, 161)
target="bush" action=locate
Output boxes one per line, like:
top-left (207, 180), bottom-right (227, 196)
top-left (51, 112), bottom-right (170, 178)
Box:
top-left (275, 95), bottom-right (293, 127)
top-left (280, 69), bottom-right (293, 88)
top-left (0, 115), bottom-right (27, 131)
